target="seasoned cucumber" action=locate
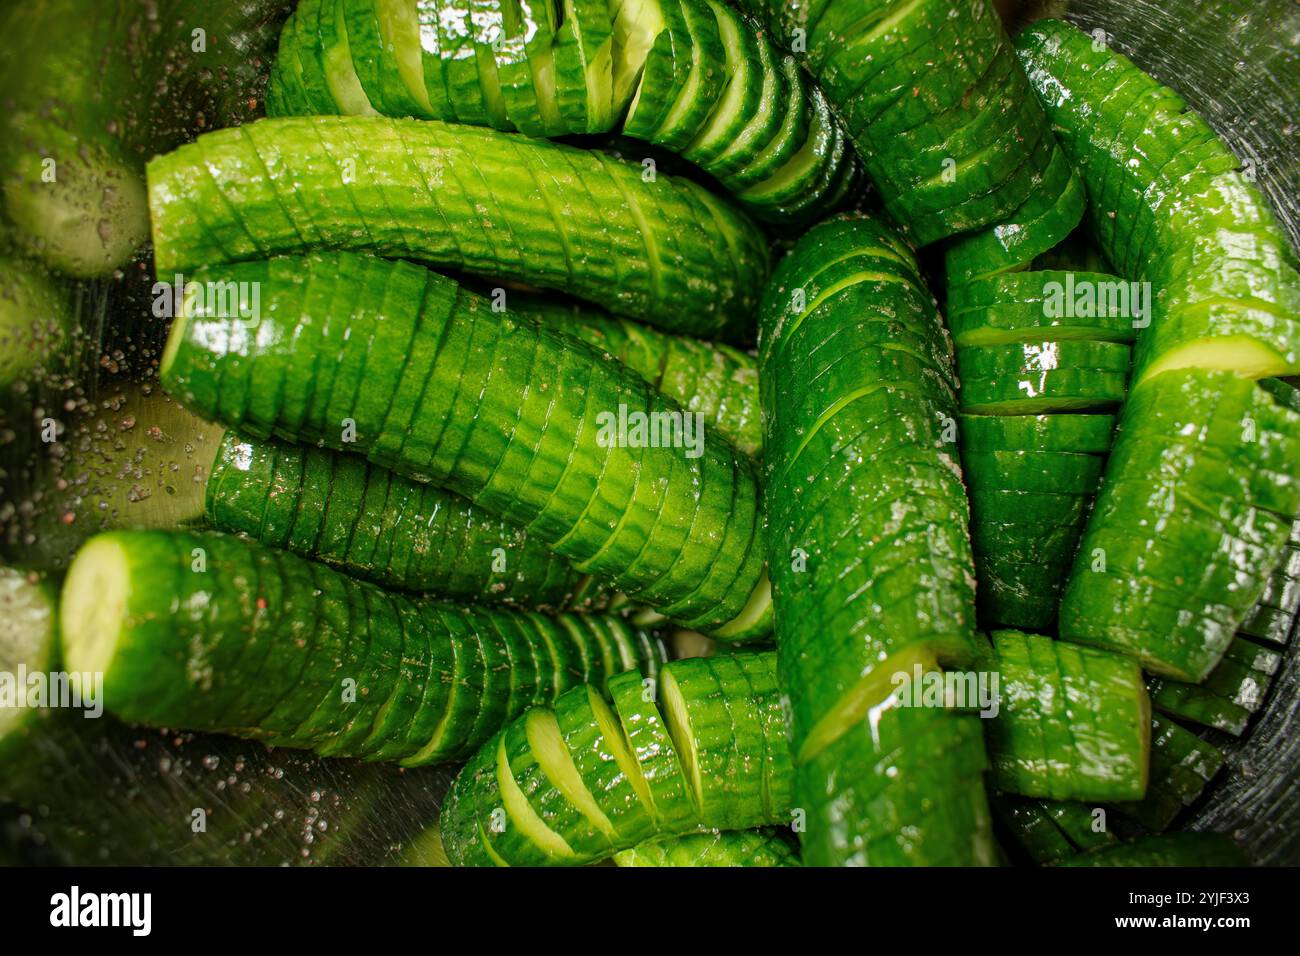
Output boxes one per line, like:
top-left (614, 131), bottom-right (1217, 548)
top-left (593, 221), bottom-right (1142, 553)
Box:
top-left (959, 414), bottom-right (1116, 455)
top-left (160, 252), bottom-right (770, 638)
top-left (984, 630), bottom-right (1150, 802)
top-left (1060, 370), bottom-right (1300, 681)
top-left (1146, 636), bottom-right (1282, 737)
top-left (1, 568), bottom-right (453, 866)
top-left (613, 828), bottom-right (798, 866)
top-left (207, 431), bottom-right (608, 610)
top-left (944, 143), bottom-right (1087, 285)
top-left (1112, 715), bottom-right (1224, 833)
top-left (504, 292), bottom-right (762, 456)
top-left (438, 651), bottom-right (793, 866)
top-left (268, 0), bottom-right (858, 222)
top-left (59, 529), bottom-right (664, 766)
top-left (758, 214), bottom-right (994, 866)
top-left (992, 794), bottom-right (1114, 865)
top-left (737, 0), bottom-right (1059, 245)
top-left (946, 270), bottom-right (1142, 347)
top-left (146, 115), bottom-right (768, 339)
top-left (1016, 20), bottom-right (1300, 385)
top-left (1060, 832), bottom-right (1247, 867)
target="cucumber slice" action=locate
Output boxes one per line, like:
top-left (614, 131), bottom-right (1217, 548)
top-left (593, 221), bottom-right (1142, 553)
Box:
top-left (959, 369), bottom-right (1127, 415)
top-left (611, 0), bottom-right (666, 116)
top-left (679, 1), bottom-right (762, 165)
top-left (956, 340), bottom-right (1132, 382)
top-left (985, 630), bottom-right (1150, 802)
top-left (651, 0), bottom-right (727, 150)
top-left (620, 0), bottom-right (686, 138)
top-left (959, 413), bottom-right (1116, 455)
top-left (1147, 636), bottom-right (1282, 736)
top-left (1061, 369), bottom-right (1300, 681)
top-left (440, 652), bottom-right (792, 866)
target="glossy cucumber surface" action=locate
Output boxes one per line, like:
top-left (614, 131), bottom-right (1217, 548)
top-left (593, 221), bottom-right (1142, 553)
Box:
top-left (146, 115), bottom-right (768, 340)
top-left (438, 651), bottom-right (793, 866)
top-left (267, 0), bottom-right (860, 223)
top-left (59, 529), bottom-right (664, 766)
top-left (758, 213), bottom-right (994, 866)
top-left (161, 252), bottom-right (770, 638)
top-left (206, 431), bottom-right (607, 610)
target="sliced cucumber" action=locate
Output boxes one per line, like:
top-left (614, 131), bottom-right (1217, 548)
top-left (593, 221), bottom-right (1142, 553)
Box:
top-left (59, 529), bottom-right (663, 765)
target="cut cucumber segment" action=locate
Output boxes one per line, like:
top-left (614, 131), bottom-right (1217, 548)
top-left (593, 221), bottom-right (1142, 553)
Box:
top-left (59, 529), bottom-right (662, 765)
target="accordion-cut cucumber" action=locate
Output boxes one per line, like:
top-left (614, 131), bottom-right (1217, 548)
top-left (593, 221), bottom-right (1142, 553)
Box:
top-left (438, 651), bottom-right (793, 866)
top-left (206, 431), bottom-right (608, 610)
top-left (1112, 716), bottom-right (1224, 832)
top-left (959, 414), bottom-right (1116, 455)
top-left (735, 0), bottom-right (1058, 245)
top-left (992, 795), bottom-right (1116, 865)
top-left (160, 252), bottom-right (770, 639)
top-left (1016, 19), bottom-right (1300, 385)
top-left (1060, 832), bottom-right (1247, 867)
top-left (1146, 636), bottom-right (1282, 737)
top-left (268, 0), bottom-right (858, 223)
top-left (944, 143), bottom-right (1087, 285)
top-left (947, 270), bottom-right (1143, 347)
top-left (508, 293), bottom-right (761, 456)
top-left (1060, 370), bottom-right (1300, 681)
top-left (962, 426), bottom-right (1108, 628)
top-left (758, 214), bottom-right (993, 866)
top-left (613, 828), bottom-right (798, 867)
top-left (984, 630), bottom-right (1150, 802)
top-left (1239, 515), bottom-right (1300, 646)
top-left (146, 115), bottom-right (768, 340)
top-left (59, 529), bottom-right (664, 766)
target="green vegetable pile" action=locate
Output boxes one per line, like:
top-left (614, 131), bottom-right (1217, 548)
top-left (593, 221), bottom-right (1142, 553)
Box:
top-left (2, 1), bottom-right (1298, 868)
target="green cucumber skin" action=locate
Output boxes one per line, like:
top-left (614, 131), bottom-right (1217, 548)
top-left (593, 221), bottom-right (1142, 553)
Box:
top-left (984, 630), bottom-right (1150, 803)
top-left (206, 431), bottom-right (605, 610)
top-left (1059, 369), bottom-right (1300, 682)
top-left (504, 292), bottom-right (762, 457)
top-left (1146, 635), bottom-right (1282, 737)
top-left (613, 828), bottom-right (799, 866)
top-left (757, 214), bottom-right (994, 867)
top-left (161, 252), bottom-right (768, 638)
top-left (1060, 832), bottom-right (1247, 867)
top-left (146, 115), bottom-right (767, 341)
top-left (1016, 20), bottom-right (1300, 384)
top-left (439, 651), bottom-right (792, 867)
top-left (61, 529), bottom-right (664, 766)
top-left (1112, 715), bottom-right (1225, 833)
top-left (739, 0), bottom-right (1058, 246)
top-left (266, 0), bottom-right (858, 223)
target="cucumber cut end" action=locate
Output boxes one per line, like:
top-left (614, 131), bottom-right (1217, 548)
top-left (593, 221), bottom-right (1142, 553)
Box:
top-left (610, 0), bottom-right (665, 115)
top-left (587, 684), bottom-right (656, 813)
top-left (59, 535), bottom-right (132, 688)
top-left (1138, 337), bottom-right (1294, 387)
top-left (524, 707), bottom-right (618, 838)
top-left (0, 569), bottom-right (58, 741)
top-left (495, 732), bottom-right (577, 859)
top-left (657, 667), bottom-right (703, 813)
top-left (711, 570), bottom-right (771, 641)
top-left (796, 642), bottom-right (944, 765)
